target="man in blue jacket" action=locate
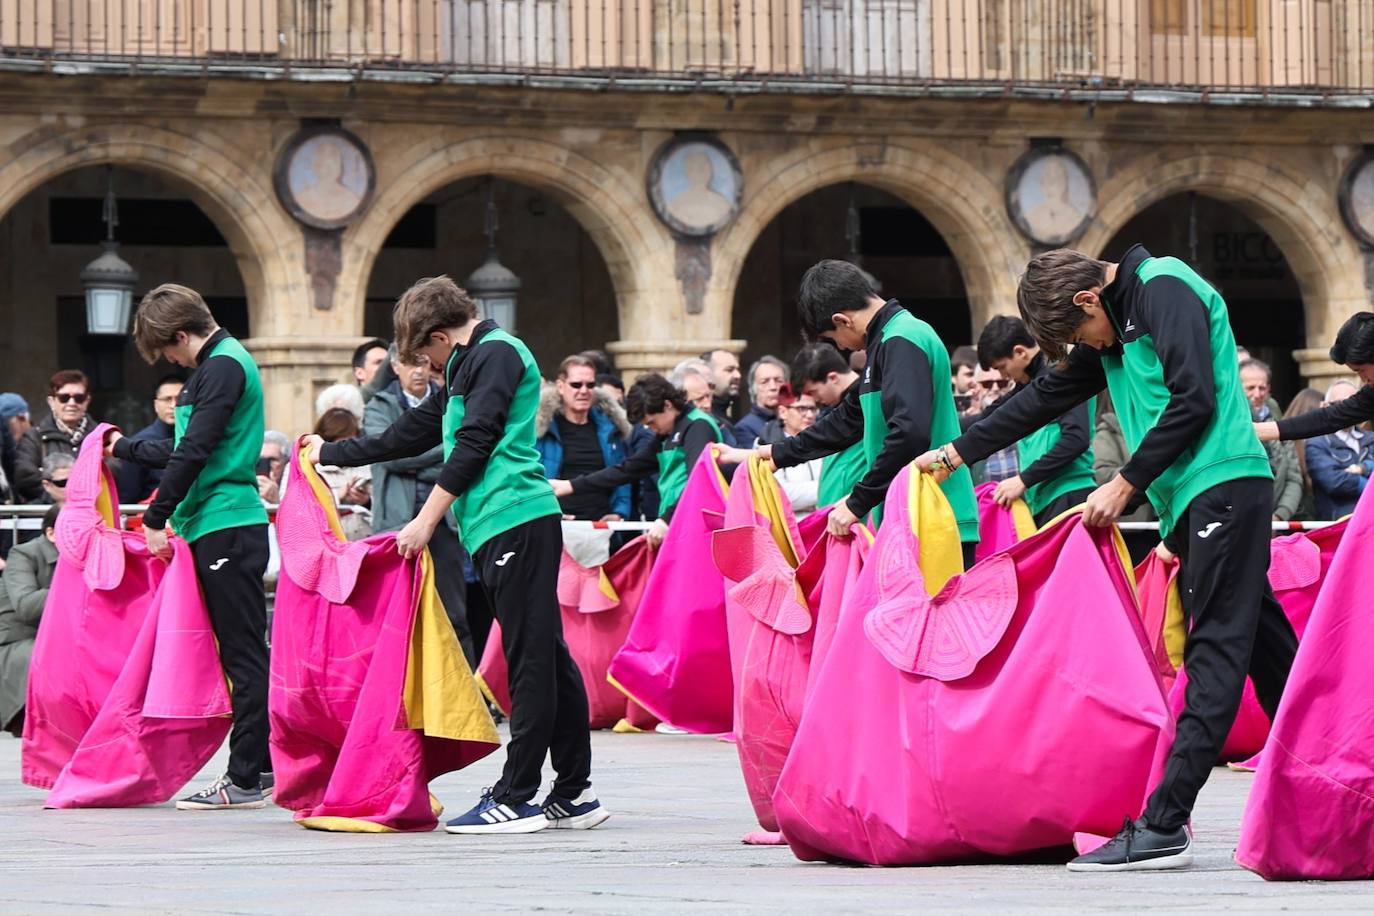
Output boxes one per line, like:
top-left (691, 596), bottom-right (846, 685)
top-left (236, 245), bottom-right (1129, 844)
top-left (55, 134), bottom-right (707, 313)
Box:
top-left (1304, 379), bottom-right (1374, 519)
top-left (535, 355), bottom-right (631, 522)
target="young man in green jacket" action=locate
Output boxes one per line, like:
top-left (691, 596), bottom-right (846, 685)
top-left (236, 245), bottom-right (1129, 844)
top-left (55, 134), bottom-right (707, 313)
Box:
top-left (111, 284), bottom-right (273, 810)
top-left (920, 245), bottom-right (1298, 871)
top-left (722, 260), bottom-right (979, 567)
top-left (971, 315), bottom-right (1097, 527)
top-left (307, 276), bottom-right (605, 835)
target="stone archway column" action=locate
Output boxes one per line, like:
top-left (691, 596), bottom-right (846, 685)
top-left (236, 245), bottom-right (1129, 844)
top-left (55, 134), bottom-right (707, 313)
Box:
top-left (604, 275), bottom-right (745, 380)
top-left (243, 336), bottom-right (367, 436)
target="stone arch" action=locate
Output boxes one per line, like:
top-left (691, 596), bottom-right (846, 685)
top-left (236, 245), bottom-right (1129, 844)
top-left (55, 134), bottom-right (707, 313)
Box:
top-left (342, 134), bottom-right (669, 341)
top-left (1079, 149), bottom-right (1367, 348)
top-left (0, 123), bottom-right (296, 336)
top-left (712, 140), bottom-right (1030, 339)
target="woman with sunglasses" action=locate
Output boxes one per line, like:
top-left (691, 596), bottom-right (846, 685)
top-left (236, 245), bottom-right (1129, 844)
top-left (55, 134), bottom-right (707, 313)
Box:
top-left (13, 370), bottom-right (100, 503)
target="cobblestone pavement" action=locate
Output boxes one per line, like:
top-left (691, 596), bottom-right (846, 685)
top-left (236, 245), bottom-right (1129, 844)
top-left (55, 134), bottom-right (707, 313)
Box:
top-left (1, 730), bottom-right (1370, 913)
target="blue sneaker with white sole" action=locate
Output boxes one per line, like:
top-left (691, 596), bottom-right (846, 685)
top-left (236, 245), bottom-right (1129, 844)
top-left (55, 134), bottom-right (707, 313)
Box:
top-left (444, 788), bottom-right (548, 835)
top-left (541, 788), bottom-right (610, 829)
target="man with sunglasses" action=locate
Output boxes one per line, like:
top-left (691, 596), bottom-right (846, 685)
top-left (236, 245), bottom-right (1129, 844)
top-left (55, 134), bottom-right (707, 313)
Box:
top-left (116, 374), bottom-right (186, 504)
top-left (536, 355), bottom-right (632, 524)
top-left (758, 384), bottom-right (824, 515)
top-left (967, 364), bottom-right (1021, 483)
top-left (14, 370), bottom-right (100, 503)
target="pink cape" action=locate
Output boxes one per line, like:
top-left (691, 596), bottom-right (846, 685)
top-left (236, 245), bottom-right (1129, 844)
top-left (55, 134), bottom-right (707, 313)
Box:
top-left (773, 467), bottom-right (1171, 865)
top-left (1237, 498), bottom-right (1374, 879)
top-left (711, 457), bottom-right (836, 834)
top-left (477, 536), bottom-right (660, 730)
top-left (974, 480), bottom-right (1036, 562)
top-left (269, 446), bottom-right (499, 832)
top-left (22, 424), bottom-right (232, 807)
top-left (608, 451), bottom-right (733, 734)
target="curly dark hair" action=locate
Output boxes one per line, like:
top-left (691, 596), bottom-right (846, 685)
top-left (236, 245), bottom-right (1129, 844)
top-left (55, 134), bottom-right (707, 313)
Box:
top-left (624, 373), bottom-right (689, 424)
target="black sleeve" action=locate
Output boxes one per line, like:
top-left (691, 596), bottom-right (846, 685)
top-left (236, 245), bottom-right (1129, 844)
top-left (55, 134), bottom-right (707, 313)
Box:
top-left (430, 341), bottom-right (529, 498)
top-left (1117, 278), bottom-right (1216, 491)
top-left (570, 434), bottom-right (662, 493)
top-left (954, 347), bottom-right (1107, 465)
top-left (1277, 387), bottom-right (1374, 441)
top-left (113, 434), bottom-right (174, 470)
top-left (772, 380), bottom-right (863, 468)
top-left (844, 338), bottom-right (934, 517)
top-left (138, 357), bottom-right (243, 530)
top-left (1019, 399), bottom-right (1093, 487)
top-left (322, 388), bottom-right (446, 468)
top-left (679, 419), bottom-right (719, 476)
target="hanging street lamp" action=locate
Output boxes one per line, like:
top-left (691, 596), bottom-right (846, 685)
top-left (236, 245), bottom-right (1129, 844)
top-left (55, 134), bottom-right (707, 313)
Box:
top-left (465, 178), bottom-right (520, 333)
top-left (80, 165), bottom-right (139, 336)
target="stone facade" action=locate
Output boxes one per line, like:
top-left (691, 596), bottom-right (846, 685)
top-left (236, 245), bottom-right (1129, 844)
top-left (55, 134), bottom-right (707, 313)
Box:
top-left (1, 73), bottom-right (1371, 433)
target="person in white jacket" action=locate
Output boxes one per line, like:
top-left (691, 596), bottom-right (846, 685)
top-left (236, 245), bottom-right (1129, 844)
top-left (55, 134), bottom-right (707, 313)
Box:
top-left (755, 383), bottom-right (823, 515)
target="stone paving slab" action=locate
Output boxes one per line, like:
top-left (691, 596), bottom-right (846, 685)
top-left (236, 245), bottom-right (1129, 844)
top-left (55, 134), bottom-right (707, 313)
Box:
top-left (1, 730), bottom-right (1370, 913)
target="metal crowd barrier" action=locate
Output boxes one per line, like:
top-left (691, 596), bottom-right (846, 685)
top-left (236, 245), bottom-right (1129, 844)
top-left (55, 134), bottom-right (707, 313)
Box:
top-left (0, 503), bottom-right (1334, 537)
top-left (0, 503), bottom-right (658, 535)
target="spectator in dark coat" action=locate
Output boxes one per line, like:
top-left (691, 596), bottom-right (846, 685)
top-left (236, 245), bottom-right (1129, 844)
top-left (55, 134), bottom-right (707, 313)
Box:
top-left (1305, 380), bottom-right (1374, 520)
top-left (116, 375), bottom-right (184, 504)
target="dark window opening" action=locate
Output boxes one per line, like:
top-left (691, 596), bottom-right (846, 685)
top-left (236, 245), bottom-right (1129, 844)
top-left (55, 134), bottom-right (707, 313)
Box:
top-left (50, 198), bottom-right (227, 247)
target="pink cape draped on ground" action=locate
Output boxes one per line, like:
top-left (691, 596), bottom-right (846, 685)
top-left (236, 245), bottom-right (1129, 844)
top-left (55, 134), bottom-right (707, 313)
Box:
top-left (773, 466), bottom-right (1171, 866)
top-left (973, 481), bottom-right (1037, 562)
top-left (269, 446), bottom-right (499, 832)
top-left (711, 456), bottom-right (836, 836)
top-left (22, 423), bottom-right (232, 808)
top-left (607, 450), bottom-right (734, 734)
top-left (1236, 500), bottom-right (1374, 880)
top-left (477, 536), bottom-right (659, 730)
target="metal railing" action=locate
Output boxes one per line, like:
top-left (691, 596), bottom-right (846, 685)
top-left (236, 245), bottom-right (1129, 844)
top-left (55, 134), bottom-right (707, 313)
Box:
top-left (0, 0), bottom-right (1370, 97)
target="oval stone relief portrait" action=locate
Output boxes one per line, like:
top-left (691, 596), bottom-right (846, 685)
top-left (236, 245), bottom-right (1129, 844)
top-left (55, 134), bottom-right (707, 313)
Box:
top-left (1006, 148), bottom-right (1096, 247)
top-left (275, 127), bottom-right (376, 230)
top-left (1339, 152), bottom-right (1374, 249)
top-left (648, 135), bottom-right (743, 238)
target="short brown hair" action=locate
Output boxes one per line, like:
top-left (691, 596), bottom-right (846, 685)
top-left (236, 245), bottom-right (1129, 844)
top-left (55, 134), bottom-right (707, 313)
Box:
top-left (1015, 249), bottom-right (1109, 362)
top-left (313, 407), bottom-right (361, 442)
top-left (557, 355), bottom-right (597, 380)
top-left (132, 283), bottom-right (217, 365)
top-left (48, 369), bottom-right (90, 395)
top-left (392, 276), bottom-right (477, 363)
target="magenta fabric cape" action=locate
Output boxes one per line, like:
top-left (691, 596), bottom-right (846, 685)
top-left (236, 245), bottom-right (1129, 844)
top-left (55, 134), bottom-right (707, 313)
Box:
top-left (1132, 551), bottom-right (1180, 694)
top-left (608, 451), bottom-right (733, 734)
top-left (1236, 503), bottom-right (1374, 880)
top-left (269, 448), bottom-right (499, 832)
top-left (773, 470), bottom-right (1171, 865)
top-left (23, 424), bottom-right (232, 807)
top-left (973, 480), bottom-right (1034, 562)
top-left (478, 536), bottom-right (659, 730)
top-left (711, 462), bottom-right (832, 833)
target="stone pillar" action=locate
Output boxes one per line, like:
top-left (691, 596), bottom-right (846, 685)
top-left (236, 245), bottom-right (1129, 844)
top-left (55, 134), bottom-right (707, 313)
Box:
top-left (244, 337), bottom-right (368, 435)
top-left (1293, 349), bottom-right (1353, 396)
top-left (606, 339), bottom-right (747, 382)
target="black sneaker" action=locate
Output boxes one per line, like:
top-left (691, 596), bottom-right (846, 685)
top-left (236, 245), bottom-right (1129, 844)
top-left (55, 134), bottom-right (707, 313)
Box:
top-left (175, 773), bottom-right (267, 811)
top-left (259, 771), bottom-right (275, 799)
top-left (1067, 817), bottom-right (1193, 872)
